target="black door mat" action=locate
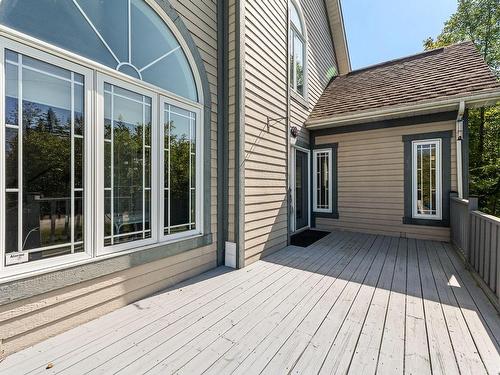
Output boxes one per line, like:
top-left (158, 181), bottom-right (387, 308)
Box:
top-left (291, 229), bottom-right (330, 247)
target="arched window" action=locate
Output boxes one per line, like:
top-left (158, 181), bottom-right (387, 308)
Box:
top-left (0, 0), bottom-right (204, 275)
top-left (290, 1), bottom-right (306, 97)
top-left (0, 0), bottom-right (198, 102)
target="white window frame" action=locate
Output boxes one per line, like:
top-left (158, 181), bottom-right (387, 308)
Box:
top-left (95, 73), bottom-right (159, 256)
top-left (0, 38), bottom-right (94, 276)
top-left (412, 139), bottom-right (442, 220)
top-left (313, 148), bottom-right (332, 213)
top-left (290, 145), bottom-right (310, 232)
top-left (159, 95), bottom-right (203, 243)
top-left (0, 16), bottom-right (205, 279)
top-left (289, 0), bottom-right (307, 99)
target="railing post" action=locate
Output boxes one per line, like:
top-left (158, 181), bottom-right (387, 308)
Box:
top-left (469, 196), bottom-right (478, 211)
top-left (450, 192), bottom-right (458, 248)
top-left (467, 196), bottom-right (479, 264)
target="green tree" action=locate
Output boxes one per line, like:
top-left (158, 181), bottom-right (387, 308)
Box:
top-left (424, 0), bottom-right (500, 215)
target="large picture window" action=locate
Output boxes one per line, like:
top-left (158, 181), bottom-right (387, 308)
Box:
top-left (0, 0), bottom-right (204, 276)
top-left (2, 47), bottom-right (92, 268)
top-left (412, 139), bottom-right (442, 220)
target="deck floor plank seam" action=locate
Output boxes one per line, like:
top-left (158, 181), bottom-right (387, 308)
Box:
top-left (375, 237), bottom-right (408, 374)
top-left (198, 233), bottom-right (377, 375)
top-left (63, 234), bottom-right (344, 375)
top-left (147, 232), bottom-right (363, 374)
top-left (124, 232), bottom-right (361, 374)
top-left (288, 235), bottom-right (386, 374)
top-left (231, 235), bottom-right (381, 375)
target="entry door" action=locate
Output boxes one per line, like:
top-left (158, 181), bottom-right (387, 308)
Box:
top-left (295, 149), bottom-right (309, 230)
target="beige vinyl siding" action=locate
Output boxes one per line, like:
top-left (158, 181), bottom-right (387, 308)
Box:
top-left (0, 1), bottom-right (219, 358)
top-left (243, 0), bottom-right (337, 264)
top-left (243, 0), bottom-right (288, 265)
top-left (0, 245), bottom-right (216, 358)
top-left (315, 121), bottom-right (457, 242)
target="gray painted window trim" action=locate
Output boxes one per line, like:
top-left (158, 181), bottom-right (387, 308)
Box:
top-left (0, 0), bottom-right (214, 301)
top-left (311, 143), bottom-right (338, 227)
top-left (403, 130), bottom-right (452, 227)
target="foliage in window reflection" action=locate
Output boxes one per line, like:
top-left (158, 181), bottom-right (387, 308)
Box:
top-left (168, 122), bottom-right (192, 226)
top-left (14, 101), bottom-right (85, 248)
top-left (110, 115), bottom-right (150, 234)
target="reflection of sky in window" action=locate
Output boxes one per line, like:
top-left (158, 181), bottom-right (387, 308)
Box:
top-left (0, 0), bottom-right (198, 102)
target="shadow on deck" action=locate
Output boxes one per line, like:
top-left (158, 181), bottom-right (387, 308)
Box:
top-left (1, 230), bottom-right (499, 374)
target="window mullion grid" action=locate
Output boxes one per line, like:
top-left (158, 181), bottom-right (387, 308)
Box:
top-left (142, 97), bottom-right (146, 239)
top-left (127, 0), bottom-right (132, 64)
top-left (70, 72), bottom-right (75, 253)
top-left (110, 85), bottom-right (115, 245)
top-left (292, 29), bottom-right (297, 90)
top-left (429, 144), bottom-right (432, 214)
top-left (189, 114), bottom-right (193, 229)
top-left (419, 145), bottom-right (423, 214)
top-left (17, 53), bottom-right (22, 253)
top-left (289, 27), bottom-right (296, 90)
top-left (167, 105), bottom-right (171, 235)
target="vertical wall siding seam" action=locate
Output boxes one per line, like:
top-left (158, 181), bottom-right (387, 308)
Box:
top-left (217, 0), bottom-right (228, 266)
top-left (235, 0), bottom-right (246, 268)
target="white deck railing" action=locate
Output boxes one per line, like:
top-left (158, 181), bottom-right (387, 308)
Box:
top-left (450, 194), bottom-right (500, 301)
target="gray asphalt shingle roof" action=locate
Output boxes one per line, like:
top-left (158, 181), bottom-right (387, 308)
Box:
top-left (308, 42), bottom-right (500, 123)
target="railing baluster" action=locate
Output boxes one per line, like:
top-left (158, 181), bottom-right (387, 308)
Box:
top-left (450, 194), bottom-right (499, 302)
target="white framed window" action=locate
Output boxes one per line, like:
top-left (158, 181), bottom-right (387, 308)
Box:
top-left (412, 139), bottom-right (442, 220)
top-left (159, 96), bottom-right (202, 242)
top-left (313, 149), bottom-right (332, 213)
top-left (96, 74), bottom-right (159, 255)
top-left (1, 40), bottom-right (94, 273)
top-left (289, 0), bottom-right (306, 97)
top-left (0, 0), bottom-right (205, 277)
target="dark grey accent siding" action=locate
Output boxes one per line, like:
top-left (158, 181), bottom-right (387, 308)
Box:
top-left (312, 111), bottom-right (457, 137)
top-left (402, 130), bottom-right (453, 227)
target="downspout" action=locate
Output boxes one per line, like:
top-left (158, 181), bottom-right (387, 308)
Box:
top-left (456, 101), bottom-right (465, 198)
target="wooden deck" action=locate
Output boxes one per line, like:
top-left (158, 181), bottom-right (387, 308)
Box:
top-left (1, 231), bottom-right (499, 374)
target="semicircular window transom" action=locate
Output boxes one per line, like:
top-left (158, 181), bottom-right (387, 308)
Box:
top-left (0, 0), bottom-right (198, 102)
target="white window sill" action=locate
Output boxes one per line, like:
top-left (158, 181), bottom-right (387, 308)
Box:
top-left (0, 232), bottom-right (207, 285)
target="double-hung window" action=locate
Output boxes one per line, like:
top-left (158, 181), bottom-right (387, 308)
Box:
top-left (412, 139), bottom-right (442, 220)
top-left (0, 0), bottom-right (204, 277)
top-left (313, 149), bottom-right (332, 213)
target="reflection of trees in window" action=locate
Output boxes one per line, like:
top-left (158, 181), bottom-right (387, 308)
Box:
top-left (20, 102), bottom-right (74, 250)
top-left (169, 126), bottom-right (191, 226)
top-left (113, 116), bottom-right (147, 234)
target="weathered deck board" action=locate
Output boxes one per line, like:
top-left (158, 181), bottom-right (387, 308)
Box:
top-left (1, 231), bottom-right (499, 375)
